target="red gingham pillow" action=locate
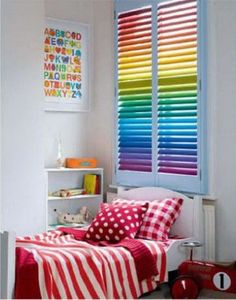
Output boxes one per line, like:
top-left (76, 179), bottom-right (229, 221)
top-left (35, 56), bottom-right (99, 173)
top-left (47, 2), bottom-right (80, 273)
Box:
top-left (85, 203), bottom-right (148, 242)
top-left (112, 198), bottom-right (183, 241)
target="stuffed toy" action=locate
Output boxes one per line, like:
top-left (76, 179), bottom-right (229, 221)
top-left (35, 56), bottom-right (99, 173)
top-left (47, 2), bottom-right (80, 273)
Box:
top-left (55, 206), bottom-right (91, 225)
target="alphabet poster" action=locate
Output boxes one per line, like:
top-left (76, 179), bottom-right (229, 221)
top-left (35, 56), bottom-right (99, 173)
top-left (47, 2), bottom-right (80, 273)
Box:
top-left (44, 19), bottom-right (89, 112)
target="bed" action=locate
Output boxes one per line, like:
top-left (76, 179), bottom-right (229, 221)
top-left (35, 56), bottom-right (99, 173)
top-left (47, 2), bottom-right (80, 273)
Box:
top-left (0, 187), bottom-right (204, 299)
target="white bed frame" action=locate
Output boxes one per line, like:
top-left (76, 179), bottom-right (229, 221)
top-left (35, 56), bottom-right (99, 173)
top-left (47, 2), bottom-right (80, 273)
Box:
top-left (0, 187), bottom-right (204, 299)
top-left (0, 231), bottom-right (16, 299)
top-left (118, 187), bottom-right (204, 271)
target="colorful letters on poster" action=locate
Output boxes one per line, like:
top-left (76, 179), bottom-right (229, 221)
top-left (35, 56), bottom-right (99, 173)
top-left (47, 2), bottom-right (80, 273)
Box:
top-left (44, 27), bottom-right (82, 100)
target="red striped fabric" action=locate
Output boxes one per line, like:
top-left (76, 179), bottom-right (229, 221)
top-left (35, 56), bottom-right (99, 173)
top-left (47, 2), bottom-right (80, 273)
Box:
top-left (16, 231), bottom-right (168, 299)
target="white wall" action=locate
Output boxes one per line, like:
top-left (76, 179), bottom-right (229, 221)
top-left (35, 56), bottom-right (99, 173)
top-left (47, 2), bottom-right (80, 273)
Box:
top-left (87, 0), bottom-right (114, 192)
top-left (44, 0), bottom-right (94, 167)
top-left (207, 0), bottom-right (236, 261)
top-left (1, 0), bottom-right (45, 235)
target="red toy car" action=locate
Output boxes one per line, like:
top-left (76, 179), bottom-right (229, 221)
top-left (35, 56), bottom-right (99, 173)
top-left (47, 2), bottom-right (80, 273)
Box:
top-left (171, 260), bottom-right (236, 298)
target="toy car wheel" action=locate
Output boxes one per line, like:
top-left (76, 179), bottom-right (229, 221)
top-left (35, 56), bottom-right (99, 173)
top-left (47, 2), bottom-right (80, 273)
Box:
top-left (170, 275), bottom-right (200, 299)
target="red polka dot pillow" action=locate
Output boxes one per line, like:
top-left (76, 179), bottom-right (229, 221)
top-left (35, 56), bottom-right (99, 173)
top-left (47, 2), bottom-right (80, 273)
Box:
top-left (112, 198), bottom-right (183, 241)
top-left (85, 203), bottom-right (148, 242)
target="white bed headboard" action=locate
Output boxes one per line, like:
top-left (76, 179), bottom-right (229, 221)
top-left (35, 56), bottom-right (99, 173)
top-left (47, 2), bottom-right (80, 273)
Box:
top-left (118, 187), bottom-right (203, 241)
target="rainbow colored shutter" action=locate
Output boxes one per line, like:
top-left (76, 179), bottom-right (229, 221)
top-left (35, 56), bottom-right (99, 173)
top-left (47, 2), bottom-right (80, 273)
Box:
top-left (117, 7), bottom-right (153, 172)
top-left (157, 0), bottom-right (198, 176)
top-left (115, 0), bottom-right (206, 193)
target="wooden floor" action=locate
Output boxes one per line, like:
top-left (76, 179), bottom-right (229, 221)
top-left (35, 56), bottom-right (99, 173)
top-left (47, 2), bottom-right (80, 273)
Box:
top-left (141, 284), bottom-right (236, 299)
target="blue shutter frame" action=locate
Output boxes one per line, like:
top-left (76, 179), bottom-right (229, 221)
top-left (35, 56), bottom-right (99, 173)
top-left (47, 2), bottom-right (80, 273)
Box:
top-left (114, 0), bottom-right (208, 194)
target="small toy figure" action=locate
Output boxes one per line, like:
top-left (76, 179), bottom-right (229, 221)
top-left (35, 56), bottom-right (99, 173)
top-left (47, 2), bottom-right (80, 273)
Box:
top-left (55, 206), bottom-right (92, 225)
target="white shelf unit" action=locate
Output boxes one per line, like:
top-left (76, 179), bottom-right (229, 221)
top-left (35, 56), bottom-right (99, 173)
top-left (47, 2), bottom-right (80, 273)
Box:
top-left (45, 168), bottom-right (104, 230)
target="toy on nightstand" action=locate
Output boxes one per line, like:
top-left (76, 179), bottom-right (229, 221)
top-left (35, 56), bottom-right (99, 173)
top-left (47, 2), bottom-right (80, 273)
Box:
top-left (170, 241), bottom-right (236, 299)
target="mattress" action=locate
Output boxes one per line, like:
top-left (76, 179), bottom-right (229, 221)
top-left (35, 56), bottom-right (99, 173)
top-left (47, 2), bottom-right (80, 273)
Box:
top-left (15, 229), bottom-right (170, 299)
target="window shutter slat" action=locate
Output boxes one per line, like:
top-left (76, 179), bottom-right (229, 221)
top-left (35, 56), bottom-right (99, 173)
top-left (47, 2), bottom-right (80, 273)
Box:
top-left (117, 6), bottom-right (152, 173)
top-left (157, 0), bottom-right (198, 177)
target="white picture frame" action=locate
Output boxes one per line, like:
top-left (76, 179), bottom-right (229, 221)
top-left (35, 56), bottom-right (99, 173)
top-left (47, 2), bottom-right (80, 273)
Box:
top-left (44, 18), bottom-right (90, 112)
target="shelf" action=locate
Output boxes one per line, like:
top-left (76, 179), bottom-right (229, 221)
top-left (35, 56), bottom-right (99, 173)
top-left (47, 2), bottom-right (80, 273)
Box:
top-left (45, 167), bottom-right (103, 231)
top-left (46, 168), bottom-right (103, 172)
top-left (48, 223), bottom-right (89, 231)
top-left (48, 194), bottom-right (101, 201)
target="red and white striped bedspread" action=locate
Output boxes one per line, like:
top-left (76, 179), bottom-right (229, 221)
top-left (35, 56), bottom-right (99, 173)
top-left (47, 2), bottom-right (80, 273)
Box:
top-left (16, 230), bottom-right (168, 299)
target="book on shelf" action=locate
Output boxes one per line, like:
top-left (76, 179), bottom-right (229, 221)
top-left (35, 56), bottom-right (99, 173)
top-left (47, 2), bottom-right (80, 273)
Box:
top-left (83, 174), bottom-right (100, 194)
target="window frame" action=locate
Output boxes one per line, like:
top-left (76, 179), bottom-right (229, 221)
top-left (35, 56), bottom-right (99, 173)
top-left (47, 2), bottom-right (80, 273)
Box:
top-left (113, 0), bottom-right (208, 194)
